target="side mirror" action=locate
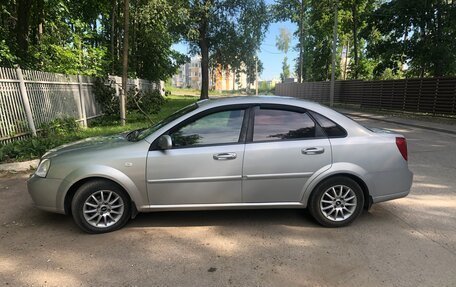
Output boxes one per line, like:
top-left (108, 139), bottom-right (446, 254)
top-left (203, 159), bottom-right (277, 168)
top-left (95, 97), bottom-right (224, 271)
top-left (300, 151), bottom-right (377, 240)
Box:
top-left (157, 135), bottom-right (172, 150)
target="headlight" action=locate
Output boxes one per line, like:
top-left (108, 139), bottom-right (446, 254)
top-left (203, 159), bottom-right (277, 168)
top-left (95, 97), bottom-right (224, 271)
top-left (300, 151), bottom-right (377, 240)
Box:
top-left (35, 159), bottom-right (51, 178)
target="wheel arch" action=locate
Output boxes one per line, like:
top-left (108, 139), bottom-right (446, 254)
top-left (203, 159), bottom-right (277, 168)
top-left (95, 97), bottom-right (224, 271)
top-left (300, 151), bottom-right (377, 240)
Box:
top-left (302, 167), bottom-right (373, 210)
top-left (64, 176), bottom-right (137, 215)
top-left (58, 165), bottom-right (144, 216)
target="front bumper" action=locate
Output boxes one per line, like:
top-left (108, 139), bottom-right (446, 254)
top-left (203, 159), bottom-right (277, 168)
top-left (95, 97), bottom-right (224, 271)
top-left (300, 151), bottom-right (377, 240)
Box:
top-left (27, 175), bottom-right (65, 214)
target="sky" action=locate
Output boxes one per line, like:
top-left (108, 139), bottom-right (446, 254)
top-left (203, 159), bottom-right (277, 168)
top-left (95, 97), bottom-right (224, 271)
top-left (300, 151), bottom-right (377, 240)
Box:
top-left (172, 20), bottom-right (299, 81)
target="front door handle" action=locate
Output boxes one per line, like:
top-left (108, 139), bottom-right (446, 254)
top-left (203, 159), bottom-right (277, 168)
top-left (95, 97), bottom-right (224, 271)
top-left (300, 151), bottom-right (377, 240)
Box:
top-left (302, 147), bottom-right (325, 155)
top-left (213, 152), bottom-right (237, 160)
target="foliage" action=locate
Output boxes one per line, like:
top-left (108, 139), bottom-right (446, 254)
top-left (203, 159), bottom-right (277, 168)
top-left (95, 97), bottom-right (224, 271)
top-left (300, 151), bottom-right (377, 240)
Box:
top-left (128, 0), bottom-right (188, 81)
top-left (93, 77), bottom-right (167, 119)
top-left (178, 0), bottom-right (270, 99)
top-left (93, 78), bottom-right (119, 116)
top-left (367, 0), bottom-right (456, 78)
top-left (0, 117), bottom-right (80, 162)
top-left (126, 89), bottom-right (167, 115)
top-left (274, 0), bottom-right (456, 81)
top-left (39, 117), bottom-right (81, 137)
top-left (276, 27), bottom-right (291, 82)
top-left (0, 0), bottom-right (186, 80)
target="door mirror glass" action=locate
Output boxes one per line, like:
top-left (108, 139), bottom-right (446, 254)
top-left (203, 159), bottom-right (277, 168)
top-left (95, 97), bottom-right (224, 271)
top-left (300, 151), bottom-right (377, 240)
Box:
top-left (157, 135), bottom-right (172, 150)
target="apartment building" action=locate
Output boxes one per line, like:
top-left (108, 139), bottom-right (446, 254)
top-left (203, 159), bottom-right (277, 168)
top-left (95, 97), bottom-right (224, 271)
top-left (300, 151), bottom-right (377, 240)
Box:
top-left (172, 56), bottom-right (253, 91)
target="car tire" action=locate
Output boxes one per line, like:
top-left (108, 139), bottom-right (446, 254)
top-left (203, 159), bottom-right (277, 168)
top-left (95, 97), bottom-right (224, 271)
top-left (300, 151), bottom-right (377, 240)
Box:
top-left (308, 176), bottom-right (364, 227)
top-left (71, 180), bottom-right (131, 234)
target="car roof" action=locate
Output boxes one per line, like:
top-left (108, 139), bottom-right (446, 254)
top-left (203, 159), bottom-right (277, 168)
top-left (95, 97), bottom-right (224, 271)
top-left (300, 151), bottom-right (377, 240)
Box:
top-left (194, 95), bottom-right (371, 137)
top-left (197, 95), bottom-right (323, 110)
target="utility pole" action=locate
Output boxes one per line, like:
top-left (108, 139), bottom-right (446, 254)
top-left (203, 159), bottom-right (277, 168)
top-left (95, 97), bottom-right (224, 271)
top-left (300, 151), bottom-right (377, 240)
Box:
top-left (255, 56), bottom-right (258, 96)
top-left (329, 0), bottom-right (338, 107)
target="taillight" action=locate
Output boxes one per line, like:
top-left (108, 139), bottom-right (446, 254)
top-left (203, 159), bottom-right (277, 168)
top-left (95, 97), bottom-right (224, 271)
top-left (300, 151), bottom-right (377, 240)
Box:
top-left (396, 137), bottom-right (408, 161)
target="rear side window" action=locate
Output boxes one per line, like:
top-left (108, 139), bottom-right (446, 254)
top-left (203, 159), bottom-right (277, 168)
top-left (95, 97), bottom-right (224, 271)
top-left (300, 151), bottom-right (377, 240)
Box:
top-left (253, 108), bottom-right (316, 141)
top-left (309, 111), bottom-right (347, 138)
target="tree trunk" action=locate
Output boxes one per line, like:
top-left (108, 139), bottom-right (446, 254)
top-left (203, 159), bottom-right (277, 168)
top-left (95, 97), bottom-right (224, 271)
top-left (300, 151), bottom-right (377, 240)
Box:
top-left (351, 2), bottom-right (358, 79)
top-left (232, 68), bottom-right (236, 92)
top-left (434, 0), bottom-right (443, 77)
top-left (344, 40), bottom-right (349, 80)
top-left (111, 0), bottom-right (117, 74)
top-left (15, 0), bottom-right (33, 62)
top-left (36, 0), bottom-right (44, 43)
top-left (419, 22), bottom-right (426, 78)
top-left (131, 0), bottom-right (137, 74)
top-left (200, 38), bottom-right (209, 99)
top-left (199, 11), bottom-right (209, 100)
top-left (121, 0), bottom-right (130, 125)
top-left (298, 0), bottom-right (304, 83)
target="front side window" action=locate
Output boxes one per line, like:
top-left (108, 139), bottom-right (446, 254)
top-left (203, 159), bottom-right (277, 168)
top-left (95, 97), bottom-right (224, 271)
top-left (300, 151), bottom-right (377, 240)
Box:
top-left (171, 109), bottom-right (245, 148)
top-left (253, 108), bottom-right (316, 142)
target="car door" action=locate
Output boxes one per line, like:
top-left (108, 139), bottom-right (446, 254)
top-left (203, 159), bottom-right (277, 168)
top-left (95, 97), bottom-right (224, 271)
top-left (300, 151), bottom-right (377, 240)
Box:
top-left (242, 105), bottom-right (332, 203)
top-left (146, 107), bottom-right (248, 205)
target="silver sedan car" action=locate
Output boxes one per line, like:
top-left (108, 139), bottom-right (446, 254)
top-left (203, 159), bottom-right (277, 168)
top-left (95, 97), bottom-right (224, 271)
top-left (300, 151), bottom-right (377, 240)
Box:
top-left (28, 96), bottom-right (413, 233)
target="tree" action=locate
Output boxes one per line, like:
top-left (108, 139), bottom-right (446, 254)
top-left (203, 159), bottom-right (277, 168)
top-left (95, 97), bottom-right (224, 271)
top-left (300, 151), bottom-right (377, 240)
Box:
top-left (179, 0), bottom-right (269, 99)
top-left (120, 0), bottom-right (129, 126)
top-left (0, 0), bottom-right (186, 81)
top-left (273, 0), bottom-right (308, 82)
top-left (366, 0), bottom-right (456, 78)
top-left (276, 27), bottom-right (291, 82)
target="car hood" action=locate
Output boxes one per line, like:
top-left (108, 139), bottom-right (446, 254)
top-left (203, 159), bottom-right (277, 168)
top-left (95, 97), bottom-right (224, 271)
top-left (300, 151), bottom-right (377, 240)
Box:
top-left (42, 133), bottom-right (130, 159)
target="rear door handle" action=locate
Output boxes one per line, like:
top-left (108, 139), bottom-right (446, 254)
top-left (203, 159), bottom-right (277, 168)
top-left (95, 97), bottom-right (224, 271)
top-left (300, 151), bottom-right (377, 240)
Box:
top-left (213, 152), bottom-right (237, 160)
top-left (302, 147), bottom-right (325, 155)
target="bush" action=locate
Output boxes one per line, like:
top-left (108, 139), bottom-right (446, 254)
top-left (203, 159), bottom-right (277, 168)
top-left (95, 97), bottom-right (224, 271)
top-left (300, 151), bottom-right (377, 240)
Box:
top-left (93, 78), bottom-right (119, 116)
top-left (94, 78), bottom-right (166, 118)
top-left (0, 117), bottom-right (80, 162)
top-left (39, 117), bottom-right (81, 137)
top-left (127, 89), bottom-right (166, 115)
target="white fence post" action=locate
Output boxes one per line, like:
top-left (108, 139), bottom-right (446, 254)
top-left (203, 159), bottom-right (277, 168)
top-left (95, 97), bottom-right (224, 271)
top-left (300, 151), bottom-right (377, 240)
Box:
top-left (16, 66), bottom-right (37, 136)
top-left (159, 80), bottom-right (165, 96)
top-left (78, 75), bottom-right (87, 127)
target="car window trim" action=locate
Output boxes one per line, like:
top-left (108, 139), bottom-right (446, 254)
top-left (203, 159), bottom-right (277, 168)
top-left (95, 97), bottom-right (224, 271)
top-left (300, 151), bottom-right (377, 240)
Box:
top-left (307, 110), bottom-right (348, 138)
top-left (246, 104), bottom-right (326, 143)
top-left (149, 104), bottom-right (253, 151)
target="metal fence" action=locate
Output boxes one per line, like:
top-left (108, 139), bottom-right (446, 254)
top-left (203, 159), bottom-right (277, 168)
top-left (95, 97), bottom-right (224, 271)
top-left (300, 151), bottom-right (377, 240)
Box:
top-left (0, 66), bottom-right (163, 143)
top-left (275, 78), bottom-right (456, 116)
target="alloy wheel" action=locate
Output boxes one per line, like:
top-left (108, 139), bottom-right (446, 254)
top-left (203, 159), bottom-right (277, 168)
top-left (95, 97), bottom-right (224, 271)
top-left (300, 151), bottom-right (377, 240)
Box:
top-left (82, 190), bottom-right (125, 228)
top-left (319, 185), bottom-right (357, 222)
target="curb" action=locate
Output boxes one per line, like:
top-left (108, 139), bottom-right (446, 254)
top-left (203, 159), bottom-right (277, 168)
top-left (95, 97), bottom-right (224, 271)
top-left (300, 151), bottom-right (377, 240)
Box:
top-left (342, 112), bottom-right (456, 136)
top-left (0, 159), bottom-right (39, 172)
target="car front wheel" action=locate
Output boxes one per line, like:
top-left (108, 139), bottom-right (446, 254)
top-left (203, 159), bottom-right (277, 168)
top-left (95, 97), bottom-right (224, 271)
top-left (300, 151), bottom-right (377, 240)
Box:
top-left (308, 176), bottom-right (364, 227)
top-left (71, 180), bottom-right (131, 234)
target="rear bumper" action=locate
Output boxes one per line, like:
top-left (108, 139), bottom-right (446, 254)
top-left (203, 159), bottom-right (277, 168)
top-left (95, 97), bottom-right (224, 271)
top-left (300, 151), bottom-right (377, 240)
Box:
top-left (371, 168), bottom-right (413, 204)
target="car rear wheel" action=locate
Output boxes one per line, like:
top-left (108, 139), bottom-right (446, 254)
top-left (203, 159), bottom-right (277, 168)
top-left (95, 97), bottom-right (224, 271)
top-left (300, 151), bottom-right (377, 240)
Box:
top-left (71, 180), bottom-right (131, 234)
top-left (308, 176), bottom-right (364, 227)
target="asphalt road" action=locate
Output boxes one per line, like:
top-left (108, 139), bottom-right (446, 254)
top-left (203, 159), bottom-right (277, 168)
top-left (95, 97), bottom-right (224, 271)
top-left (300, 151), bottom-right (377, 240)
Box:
top-left (1, 117), bottom-right (455, 287)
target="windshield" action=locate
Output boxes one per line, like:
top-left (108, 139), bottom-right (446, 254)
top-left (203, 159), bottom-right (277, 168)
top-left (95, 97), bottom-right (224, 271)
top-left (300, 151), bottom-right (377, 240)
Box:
top-left (131, 103), bottom-right (198, 141)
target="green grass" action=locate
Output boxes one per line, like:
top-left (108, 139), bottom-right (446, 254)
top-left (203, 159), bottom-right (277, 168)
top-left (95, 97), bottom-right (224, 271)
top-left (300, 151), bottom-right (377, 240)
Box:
top-left (165, 86), bottom-right (274, 97)
top-left (0, 95), bottom-right (198, 163)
